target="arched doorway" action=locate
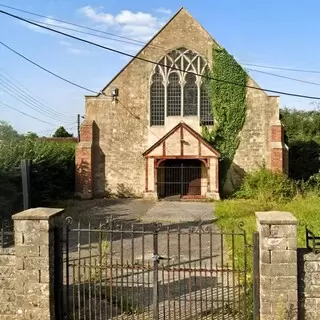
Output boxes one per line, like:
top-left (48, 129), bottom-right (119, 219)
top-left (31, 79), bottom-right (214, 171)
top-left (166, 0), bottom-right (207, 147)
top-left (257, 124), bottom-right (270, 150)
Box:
top-left (157, 159), bottom-right (207, 199)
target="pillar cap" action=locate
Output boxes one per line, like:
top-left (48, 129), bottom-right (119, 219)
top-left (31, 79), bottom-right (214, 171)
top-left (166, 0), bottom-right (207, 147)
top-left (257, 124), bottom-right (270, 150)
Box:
top-left (13, 207), bottom-right (64, 220)
top-left (256, 211), bottom-right (297, 225)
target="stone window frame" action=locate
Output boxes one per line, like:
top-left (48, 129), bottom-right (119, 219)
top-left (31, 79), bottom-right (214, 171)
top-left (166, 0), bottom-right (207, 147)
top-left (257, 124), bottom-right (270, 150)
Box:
top-left (150, 47), bottom-right (214, 126)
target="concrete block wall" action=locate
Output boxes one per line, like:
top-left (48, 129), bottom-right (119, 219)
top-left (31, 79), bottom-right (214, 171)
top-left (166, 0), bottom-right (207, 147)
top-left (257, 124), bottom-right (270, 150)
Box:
top-left (0, 247), bottom-right (16, 320)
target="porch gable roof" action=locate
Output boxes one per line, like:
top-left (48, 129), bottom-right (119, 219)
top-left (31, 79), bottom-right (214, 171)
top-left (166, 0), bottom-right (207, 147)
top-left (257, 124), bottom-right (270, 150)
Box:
top-left (142, 122), bottom-right (220, 158)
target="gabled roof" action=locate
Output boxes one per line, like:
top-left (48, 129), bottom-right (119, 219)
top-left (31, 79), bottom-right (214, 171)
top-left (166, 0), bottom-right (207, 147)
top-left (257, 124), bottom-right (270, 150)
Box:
top-left (142, 121), bottom-right (220, 158)
top-left (86, 7), bottom-right (219, 97)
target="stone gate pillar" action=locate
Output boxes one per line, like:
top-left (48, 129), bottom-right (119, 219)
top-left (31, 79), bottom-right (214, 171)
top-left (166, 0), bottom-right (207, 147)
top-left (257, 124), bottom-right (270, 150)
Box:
top-left (12, 208), bottom-right (64, 320)
top-left (256, 211), bottom-right (298, 319)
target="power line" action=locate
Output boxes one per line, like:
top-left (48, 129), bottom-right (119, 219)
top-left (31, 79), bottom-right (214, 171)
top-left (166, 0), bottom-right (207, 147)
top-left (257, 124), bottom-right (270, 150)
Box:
top-left (3, 10), bottom-right (320, 101)
top-left (0, 41), bottom-right (99, 94)
top-left (0, 72), bottom-right (75, 121)
top-left (0, 100), bottom-right (59, 126)
top-left (0, 79), bottom-right (75, 124)
top-left (4, 3), bottom-right (320, 78)
top-left (26, 17), bottom-right (147, 48)
top-left (242, 62), bottom-right (320, 74)
top-left (246, 68), bottom-right (320, 87)
top-left (0, 67), bottom-right (74, 117)
top-left (0, 3), bottom-right (151, 47)
top-left (24, 12), bottom-right (320, 87)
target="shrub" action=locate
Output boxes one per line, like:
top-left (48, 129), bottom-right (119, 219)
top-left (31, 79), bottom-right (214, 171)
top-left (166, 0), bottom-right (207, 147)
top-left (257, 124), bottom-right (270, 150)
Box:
top-left (234, 167), bottom-right (296, 202)
top-left (0, 139), bottom-right (75, 218)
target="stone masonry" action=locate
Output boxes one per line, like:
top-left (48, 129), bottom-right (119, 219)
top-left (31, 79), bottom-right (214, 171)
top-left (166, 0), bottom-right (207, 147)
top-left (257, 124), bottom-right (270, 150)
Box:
top-left (298, 249), bottom-right (320, 319)
top-left (0, 247), bottom-right (16, 320)
top-left (75, 7), bottom-right (288, 199)
top-left (256, 211), bottom-right (298, 320)
top-left (12, 208), bottom-right (63, 320)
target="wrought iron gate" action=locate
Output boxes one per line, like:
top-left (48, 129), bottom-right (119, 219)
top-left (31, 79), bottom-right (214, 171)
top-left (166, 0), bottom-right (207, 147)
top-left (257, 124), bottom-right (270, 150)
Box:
top-left (63, 217), bottom-right (249, 319)
top-left (157, 162), bottom-right (206, 198)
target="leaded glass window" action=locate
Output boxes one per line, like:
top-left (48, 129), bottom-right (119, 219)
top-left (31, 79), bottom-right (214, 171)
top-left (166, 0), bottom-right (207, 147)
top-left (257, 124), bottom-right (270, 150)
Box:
top-left (150, 69), bottom-right (165, 126)
top-left (149, 48), bottom-right (214, 126)
top-left (183, 73), bottom-right (198, 116)
top-left (167, 73), bottom-right (181, 116)
top-left (200, 83), bottom-right (214, 125)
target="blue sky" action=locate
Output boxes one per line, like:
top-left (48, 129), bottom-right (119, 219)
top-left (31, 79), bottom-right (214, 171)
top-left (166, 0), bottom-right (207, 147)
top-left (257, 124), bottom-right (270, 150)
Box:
top-left (1, 0), bottom-right (320, 135)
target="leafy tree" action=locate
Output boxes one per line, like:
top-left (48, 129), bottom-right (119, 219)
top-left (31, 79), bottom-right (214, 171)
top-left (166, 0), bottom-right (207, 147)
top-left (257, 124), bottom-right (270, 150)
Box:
top-left (53, 126), bottom-right (73, 138)
top-left (281, 107), bottom-right (320, 180)
top-left (0, 120), bottom-right (21, 141)
top-left (25, 131), bottom-right (38, 139)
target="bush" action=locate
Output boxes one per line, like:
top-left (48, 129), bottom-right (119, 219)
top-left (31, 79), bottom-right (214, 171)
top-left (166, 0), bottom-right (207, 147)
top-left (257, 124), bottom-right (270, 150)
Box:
top-left (234, 167), bottom-right (296, 202)
top-left (0, 139), bottom-right (75, 218)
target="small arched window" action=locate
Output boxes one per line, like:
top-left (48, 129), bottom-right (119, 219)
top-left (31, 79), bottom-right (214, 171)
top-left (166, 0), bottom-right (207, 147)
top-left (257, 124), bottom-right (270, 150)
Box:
top-left (150, 48), bottom-right (214, 126)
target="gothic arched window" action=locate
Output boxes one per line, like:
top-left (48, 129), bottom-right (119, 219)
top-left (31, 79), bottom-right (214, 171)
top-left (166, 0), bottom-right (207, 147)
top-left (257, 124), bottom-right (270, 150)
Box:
top-left (167, 73), bottom-right (181, 116)
top-left (184, 73), bottom-right (198, 116)
top-left (150, 67), bottom-right (165, 126)
top-left (150, 48), bottom-right (214, 126)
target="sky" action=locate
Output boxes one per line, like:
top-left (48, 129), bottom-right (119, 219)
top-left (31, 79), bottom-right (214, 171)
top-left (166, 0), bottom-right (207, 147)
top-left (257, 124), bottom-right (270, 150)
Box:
top-left (1, 0), bottom-right (320, 135)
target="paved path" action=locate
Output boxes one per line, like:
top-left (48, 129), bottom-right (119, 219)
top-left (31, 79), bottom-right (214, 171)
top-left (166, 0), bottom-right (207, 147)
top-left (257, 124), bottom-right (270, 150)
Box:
top-left (142, 201), bottom-right (216, 223)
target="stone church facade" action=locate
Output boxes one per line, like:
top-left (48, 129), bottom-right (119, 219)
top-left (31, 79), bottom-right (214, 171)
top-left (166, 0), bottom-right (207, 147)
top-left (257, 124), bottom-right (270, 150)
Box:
top-left (75, 8), bottom-right (288, 200)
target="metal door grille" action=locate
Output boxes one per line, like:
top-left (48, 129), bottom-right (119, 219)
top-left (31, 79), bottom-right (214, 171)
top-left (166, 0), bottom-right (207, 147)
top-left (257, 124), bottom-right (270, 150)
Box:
top-left (157, 164), bottom-right (205, 199)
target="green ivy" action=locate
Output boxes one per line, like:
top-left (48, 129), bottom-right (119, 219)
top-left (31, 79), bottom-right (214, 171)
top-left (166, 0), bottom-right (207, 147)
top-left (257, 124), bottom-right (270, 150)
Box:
top-left (203, 47), bottom-right (248, 187)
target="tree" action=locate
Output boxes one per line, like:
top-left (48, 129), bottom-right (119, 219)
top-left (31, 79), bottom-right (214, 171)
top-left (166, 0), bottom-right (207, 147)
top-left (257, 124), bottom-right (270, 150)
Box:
top-left (52, 126), bottom-right (73, 138)
top-left (0, 120), bottom-right (21, 141)
top-left (24, 131), bottom-right (38, 139)
top-left (281, 107), bottom-right (320, 180)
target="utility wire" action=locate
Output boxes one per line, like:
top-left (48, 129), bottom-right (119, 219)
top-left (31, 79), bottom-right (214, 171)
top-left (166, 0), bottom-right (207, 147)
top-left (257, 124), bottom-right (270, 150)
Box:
top-left (4, 3), bottom-right (320, 77)
top-left (242, 62), bottom-right (320, 74)
top-left (0, 80), bottom-right (75, 124)
top-left (246, 68), bottom-right (320, 87)
top-left (0, 72), bottom-right (75, 120)
top-left (25, 13), bottom-right (320, 86)
top-left (0, 3), bottom-right (151, 47)
top-left (0, 41), bottom-right (99, 94)
top-left (2, 10), bottom-right (320, 101)
top-left (26, 17), bottom-right (147, 48)
top-left (0, 100), bottom-right (59, 126)
top-left (0, 67), bottom-right (75, 117)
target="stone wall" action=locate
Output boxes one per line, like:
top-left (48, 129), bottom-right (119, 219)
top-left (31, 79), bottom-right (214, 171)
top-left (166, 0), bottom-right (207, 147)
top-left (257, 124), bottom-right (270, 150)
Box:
top-left (0, 208), bottom-right (64, 320)
top-left (76, 8), bottom-right (285, 198)
top-left (0, 247), bottom-right (16, 320)
top-left (298, 249), bottom-right (320, 319)
top-left (256, 211), bottom-right (298, 320)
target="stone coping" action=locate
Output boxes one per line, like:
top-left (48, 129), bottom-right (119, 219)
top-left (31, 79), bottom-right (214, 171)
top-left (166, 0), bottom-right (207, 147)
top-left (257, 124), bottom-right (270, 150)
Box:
top-left (256, 211), bottom-right (297, 225)
top-left (12, 207), bottom-right (64, 220)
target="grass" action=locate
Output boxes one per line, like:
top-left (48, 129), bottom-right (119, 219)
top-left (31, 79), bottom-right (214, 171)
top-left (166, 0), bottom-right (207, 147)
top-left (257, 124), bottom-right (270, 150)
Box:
top-left (215, 193), bottom-right (320, 320)
top-left (215, 192), bottom-right (320, 270)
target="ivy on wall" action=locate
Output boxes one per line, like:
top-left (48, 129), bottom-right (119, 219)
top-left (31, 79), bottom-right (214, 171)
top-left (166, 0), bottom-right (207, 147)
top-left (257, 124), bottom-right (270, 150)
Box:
top-left (203, 47), bottom-right (248, 186)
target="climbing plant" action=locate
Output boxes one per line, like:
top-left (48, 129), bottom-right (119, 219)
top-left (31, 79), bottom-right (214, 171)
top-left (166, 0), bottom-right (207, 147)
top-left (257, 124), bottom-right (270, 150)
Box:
top-left (203, 47), bottom-right (248, 187)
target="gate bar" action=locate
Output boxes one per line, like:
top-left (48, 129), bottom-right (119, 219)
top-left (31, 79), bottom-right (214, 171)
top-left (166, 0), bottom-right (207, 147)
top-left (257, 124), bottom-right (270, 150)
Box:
top-left (253, 231), bottom-right (260, 320)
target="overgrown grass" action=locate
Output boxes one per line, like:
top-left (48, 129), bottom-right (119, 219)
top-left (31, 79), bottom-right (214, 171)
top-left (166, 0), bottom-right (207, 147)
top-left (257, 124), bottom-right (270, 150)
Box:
top-left (216, 194), bottom-right (320, 248)
top-left (216, 168), bottom-right (320, 272)
top-left (216, 168), bottom-right (320, 319)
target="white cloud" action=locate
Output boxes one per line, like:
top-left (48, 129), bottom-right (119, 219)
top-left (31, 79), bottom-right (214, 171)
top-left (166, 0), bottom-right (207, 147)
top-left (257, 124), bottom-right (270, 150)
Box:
top-left (59, 40), bottom-right (88, 55)
top-left (78, 6), bottom-right (167, 41)
top-left (154, 8), bottom-right (172, 15)
top-left (78, 6), bottom-right (114, 25)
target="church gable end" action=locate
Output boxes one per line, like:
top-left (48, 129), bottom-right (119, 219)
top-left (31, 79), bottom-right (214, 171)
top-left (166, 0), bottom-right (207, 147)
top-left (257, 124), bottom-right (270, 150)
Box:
top-left (76, 7), bottom-right (286, 200)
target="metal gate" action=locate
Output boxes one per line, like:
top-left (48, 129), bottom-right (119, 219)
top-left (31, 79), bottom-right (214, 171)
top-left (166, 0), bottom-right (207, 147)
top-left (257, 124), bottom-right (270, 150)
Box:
top-left (157, 160), bottom-right (206, 199)
top-left (63, 217), bottom-right (250, 320)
